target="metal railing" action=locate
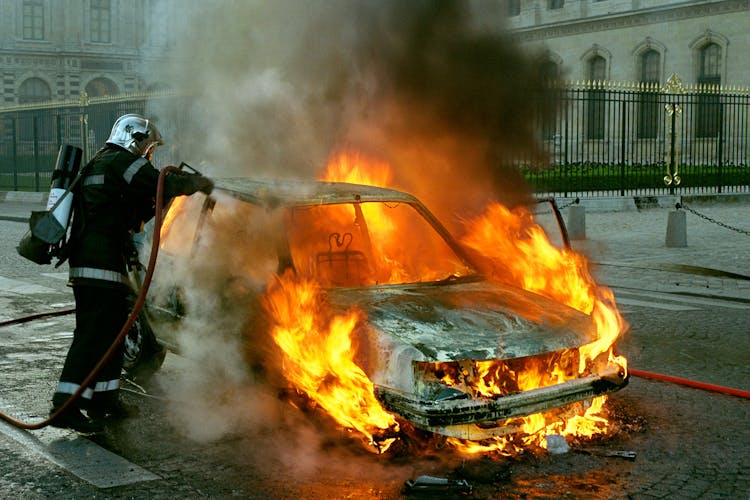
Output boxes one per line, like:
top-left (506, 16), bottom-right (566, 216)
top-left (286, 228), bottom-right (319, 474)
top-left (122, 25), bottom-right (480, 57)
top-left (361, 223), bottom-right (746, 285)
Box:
top-left (524, 74), bottom-right (750, 196)
top-left (2, 74), bottom-right (749, 196)
top-left (0, 90), bottom-right (185, 191)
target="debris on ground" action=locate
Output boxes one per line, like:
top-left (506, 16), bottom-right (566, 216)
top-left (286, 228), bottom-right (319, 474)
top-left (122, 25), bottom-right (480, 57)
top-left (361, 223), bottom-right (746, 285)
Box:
top-left (404, 475), bottom-right (472, 495)
top-left (574, 447), bottom-right (637, 460)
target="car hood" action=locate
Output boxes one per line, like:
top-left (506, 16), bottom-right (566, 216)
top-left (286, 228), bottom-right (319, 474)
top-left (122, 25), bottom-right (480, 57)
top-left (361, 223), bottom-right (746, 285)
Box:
top-left (326, 278), bottom-right (597, 362)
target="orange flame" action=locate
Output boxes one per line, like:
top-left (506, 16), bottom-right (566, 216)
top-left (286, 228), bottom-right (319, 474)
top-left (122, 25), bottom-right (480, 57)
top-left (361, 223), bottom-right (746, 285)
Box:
top-left (460, 203), bottom-right (627, 365)
top-left (443, 203), bottom-right (628, 453)
top-left (159, 195), bottom-right (197, 256)
top-left (322, 150), bottom-right (393, 187)
top-left (263, 270), bottom-right (399, 451)
top-left (262, 150), bottom-right (627, 455)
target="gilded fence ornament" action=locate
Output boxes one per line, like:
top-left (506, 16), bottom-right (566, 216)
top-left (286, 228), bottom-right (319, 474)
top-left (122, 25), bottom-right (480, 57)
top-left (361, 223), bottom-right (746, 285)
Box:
top-left (662, 73), bottom-right (685, 94)
top-left (662, 74), bottom-right (684, 187)
top-left (79, 91), bottom-right (90, 161)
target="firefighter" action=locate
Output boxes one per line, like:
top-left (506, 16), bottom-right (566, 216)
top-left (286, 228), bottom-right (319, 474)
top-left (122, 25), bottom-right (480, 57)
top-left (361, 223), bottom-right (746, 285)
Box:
top-left (49, 113), bottom-right (214, 433)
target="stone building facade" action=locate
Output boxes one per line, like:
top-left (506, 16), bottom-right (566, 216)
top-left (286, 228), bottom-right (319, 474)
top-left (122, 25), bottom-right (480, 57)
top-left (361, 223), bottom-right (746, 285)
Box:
top-left (507, 0), bottom-right (750, 87)
top-left (0, 0), bottom-right (179, 106)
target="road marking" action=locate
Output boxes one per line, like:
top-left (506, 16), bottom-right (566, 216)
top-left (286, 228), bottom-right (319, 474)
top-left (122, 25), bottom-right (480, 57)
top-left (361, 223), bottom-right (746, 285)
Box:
top-left (0, 276), bottom-right (58, 295)
top-left (41, 272), bottom-right (69, 281)
top-left (613, 296), bottom-right (699, 311)
top-left (613, 288), bottom-right (750, 311)
top-left (0, 403), bottom-right (159, 488)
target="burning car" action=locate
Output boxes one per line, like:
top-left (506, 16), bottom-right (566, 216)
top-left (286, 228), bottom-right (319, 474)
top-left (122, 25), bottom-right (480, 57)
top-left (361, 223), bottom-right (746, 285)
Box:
top-left (126, 175), bottom-right (628, 450)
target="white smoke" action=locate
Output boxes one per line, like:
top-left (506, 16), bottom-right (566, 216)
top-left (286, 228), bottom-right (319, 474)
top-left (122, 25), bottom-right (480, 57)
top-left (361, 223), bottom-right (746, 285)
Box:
top-left (142, 0), bottom-right (548, 450)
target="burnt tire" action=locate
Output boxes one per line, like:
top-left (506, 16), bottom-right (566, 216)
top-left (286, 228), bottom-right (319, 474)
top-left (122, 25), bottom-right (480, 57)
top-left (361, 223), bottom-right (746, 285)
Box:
top-left (123, 312), bottom-right (166, 383)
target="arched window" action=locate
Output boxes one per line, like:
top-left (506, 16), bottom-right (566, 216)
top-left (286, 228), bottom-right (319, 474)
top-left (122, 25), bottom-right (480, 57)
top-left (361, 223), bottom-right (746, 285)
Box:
top-left (638, 49), bottom-right (660, 139)
top-left (538, 60), bottom-right (559, 140)
top-left (85, 77), bottom-right (119, 97)
top-left (540, 60), bottom-right (559, 83)
top-left (18, 77), bottom-right (51, 104)
top-left (589, 55), bottom-right (606, 82)
top-left (699, 43), bottom-right (721, 85)
top-left (84, 78), bottom-right (120, 145)
top-left (641, 49), bottom-right (660, 84)
top-left (586, 56), bottom-right (606, 139)
top-left (696, 43), bottom-right (722, 138)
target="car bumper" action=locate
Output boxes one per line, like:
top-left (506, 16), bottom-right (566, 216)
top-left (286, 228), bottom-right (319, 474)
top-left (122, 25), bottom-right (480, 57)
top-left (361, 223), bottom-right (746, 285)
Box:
top-left (374, 363), bottom-right (628, 440)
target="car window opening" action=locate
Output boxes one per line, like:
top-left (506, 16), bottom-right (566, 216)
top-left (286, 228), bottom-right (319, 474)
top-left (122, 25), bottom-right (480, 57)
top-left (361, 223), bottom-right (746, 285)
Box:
top-left (288, 202), bottom-right (472, 287)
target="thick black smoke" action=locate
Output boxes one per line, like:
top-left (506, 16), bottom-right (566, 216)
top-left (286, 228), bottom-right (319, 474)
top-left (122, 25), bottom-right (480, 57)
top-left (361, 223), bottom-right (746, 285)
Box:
top-left (152, 0), bottom-right (552, 221)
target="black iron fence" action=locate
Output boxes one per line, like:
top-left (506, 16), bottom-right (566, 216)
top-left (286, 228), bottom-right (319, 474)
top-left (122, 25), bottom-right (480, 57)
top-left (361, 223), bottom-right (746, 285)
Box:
top-left (0, 91), bottom-right (185, 191)
top-left (1, 74), bottom-right (749, 195)
top-left (525, 74), bottom-right (750, 196)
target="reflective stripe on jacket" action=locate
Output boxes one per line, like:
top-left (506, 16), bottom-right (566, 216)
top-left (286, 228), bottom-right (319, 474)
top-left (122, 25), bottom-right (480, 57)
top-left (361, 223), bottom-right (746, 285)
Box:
top-left (67, 145), bottom-right (160, 289)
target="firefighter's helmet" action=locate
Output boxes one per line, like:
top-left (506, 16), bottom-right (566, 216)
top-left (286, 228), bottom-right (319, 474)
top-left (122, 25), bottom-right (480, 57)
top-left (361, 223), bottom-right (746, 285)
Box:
top-left (106, 114), bottom-right (164, 159)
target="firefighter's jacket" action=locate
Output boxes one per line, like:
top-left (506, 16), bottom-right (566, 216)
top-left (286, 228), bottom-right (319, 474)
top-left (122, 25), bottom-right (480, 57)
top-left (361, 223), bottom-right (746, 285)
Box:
top-left (67, 144), bottom-right (205, 290)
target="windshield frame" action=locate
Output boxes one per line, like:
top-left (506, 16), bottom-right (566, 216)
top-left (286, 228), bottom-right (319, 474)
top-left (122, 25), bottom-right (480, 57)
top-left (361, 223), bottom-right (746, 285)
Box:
top-left (281, 198), bottom-right (480, 287)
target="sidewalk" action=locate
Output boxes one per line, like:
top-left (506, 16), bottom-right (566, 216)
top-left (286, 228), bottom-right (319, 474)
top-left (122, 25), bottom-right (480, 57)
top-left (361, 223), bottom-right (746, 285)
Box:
top-left (571, 199), bottom-right (750, 302)
top-left (3, 190), bottom-right (749, 300)
top-left (0, 191), bottom-right (47, 223)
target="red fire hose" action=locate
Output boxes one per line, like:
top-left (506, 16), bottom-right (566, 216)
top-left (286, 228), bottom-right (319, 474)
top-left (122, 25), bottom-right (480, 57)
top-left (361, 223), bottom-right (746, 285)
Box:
top-left (629, 369), bottom-right (750, 399)
top-left (0, 165), bottom-right (179, 430)
top-left (0, 308), bottom-right (76, 328)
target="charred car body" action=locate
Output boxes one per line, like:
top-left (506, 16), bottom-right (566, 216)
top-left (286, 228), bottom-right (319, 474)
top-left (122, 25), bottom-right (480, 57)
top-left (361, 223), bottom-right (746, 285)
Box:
top-left (127, 178), bottom-right (628, 440)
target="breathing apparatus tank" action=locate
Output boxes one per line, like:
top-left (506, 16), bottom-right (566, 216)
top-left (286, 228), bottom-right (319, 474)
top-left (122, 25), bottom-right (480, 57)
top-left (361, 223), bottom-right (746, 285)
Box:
top-left (16, 144), bottom-right (83, 265)
top-left (46, 144), bottom-right (83, 229)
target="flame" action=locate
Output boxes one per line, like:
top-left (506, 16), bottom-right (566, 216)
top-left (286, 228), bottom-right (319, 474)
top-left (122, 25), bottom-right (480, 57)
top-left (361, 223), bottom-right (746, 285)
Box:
top-left (460, 202), bottom-right (627, 363)
top-left (322, 150), bottom-right (393, 187)
top-left (159, 195), bottom-right (196, 255)
top-left (321, 151), bottom-right (409, 283)
top-left (441, 203), bottom-right (628, 454)
top-left (261, 150), bottom-right (627, 455)
top-left (263, 270), bottom-right (399, 451)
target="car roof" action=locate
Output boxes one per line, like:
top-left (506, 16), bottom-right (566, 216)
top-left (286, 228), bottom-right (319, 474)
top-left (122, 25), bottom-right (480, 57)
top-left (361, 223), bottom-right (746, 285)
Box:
top-left (213, 177), bottom-right (420, 208)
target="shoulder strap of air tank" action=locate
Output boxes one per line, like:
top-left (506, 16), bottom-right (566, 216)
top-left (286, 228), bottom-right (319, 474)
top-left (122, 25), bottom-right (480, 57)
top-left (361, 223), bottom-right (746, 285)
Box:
top-left (46, 162), bottom-right (91, 214)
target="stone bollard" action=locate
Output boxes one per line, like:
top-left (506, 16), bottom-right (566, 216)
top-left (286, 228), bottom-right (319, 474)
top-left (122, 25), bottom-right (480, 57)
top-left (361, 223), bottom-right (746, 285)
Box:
top-left (567, 205), bottom-right (586, 240)
top-left (665, 209), bottom-right (687, 247)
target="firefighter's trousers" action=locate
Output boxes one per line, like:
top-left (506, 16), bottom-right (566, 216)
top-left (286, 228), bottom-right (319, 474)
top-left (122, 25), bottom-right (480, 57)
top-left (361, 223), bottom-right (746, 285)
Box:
top-left (52, 285), bottom-right (129, 411)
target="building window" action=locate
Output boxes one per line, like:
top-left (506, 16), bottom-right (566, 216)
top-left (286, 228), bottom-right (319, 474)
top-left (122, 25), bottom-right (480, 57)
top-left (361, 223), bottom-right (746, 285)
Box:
top-left (507, 0), bottom-right (520, 16)
top-left (586, 55), bottom-right (606, 139)
top-left (539, 61), bottom-right (559, 140)
top-left (696, 43), bottom-right (722, 138)
top-left (549, 0), bottom-right (564, 9)
top-left (22, 0), bottom-right (45, 40)
top-left (18, 77), bottom-right (51, 104)
top-left (638, 49), bottom-right (660, 139)
top-left (149, 0), bottom-right (169, 46)
top-left (85, 77), bottom-right (119, 97)
top-left (90, 0), bottom-right (112, 43)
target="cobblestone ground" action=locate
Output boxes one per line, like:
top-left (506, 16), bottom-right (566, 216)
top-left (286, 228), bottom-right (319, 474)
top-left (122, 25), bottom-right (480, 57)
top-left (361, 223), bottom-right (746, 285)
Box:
top-left (1, 202), bottom-right (749, 498)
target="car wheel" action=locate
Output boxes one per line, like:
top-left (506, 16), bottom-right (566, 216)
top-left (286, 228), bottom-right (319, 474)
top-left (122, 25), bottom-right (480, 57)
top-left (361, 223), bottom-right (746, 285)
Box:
top-left (123, 312), bottom-right (167, 383)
